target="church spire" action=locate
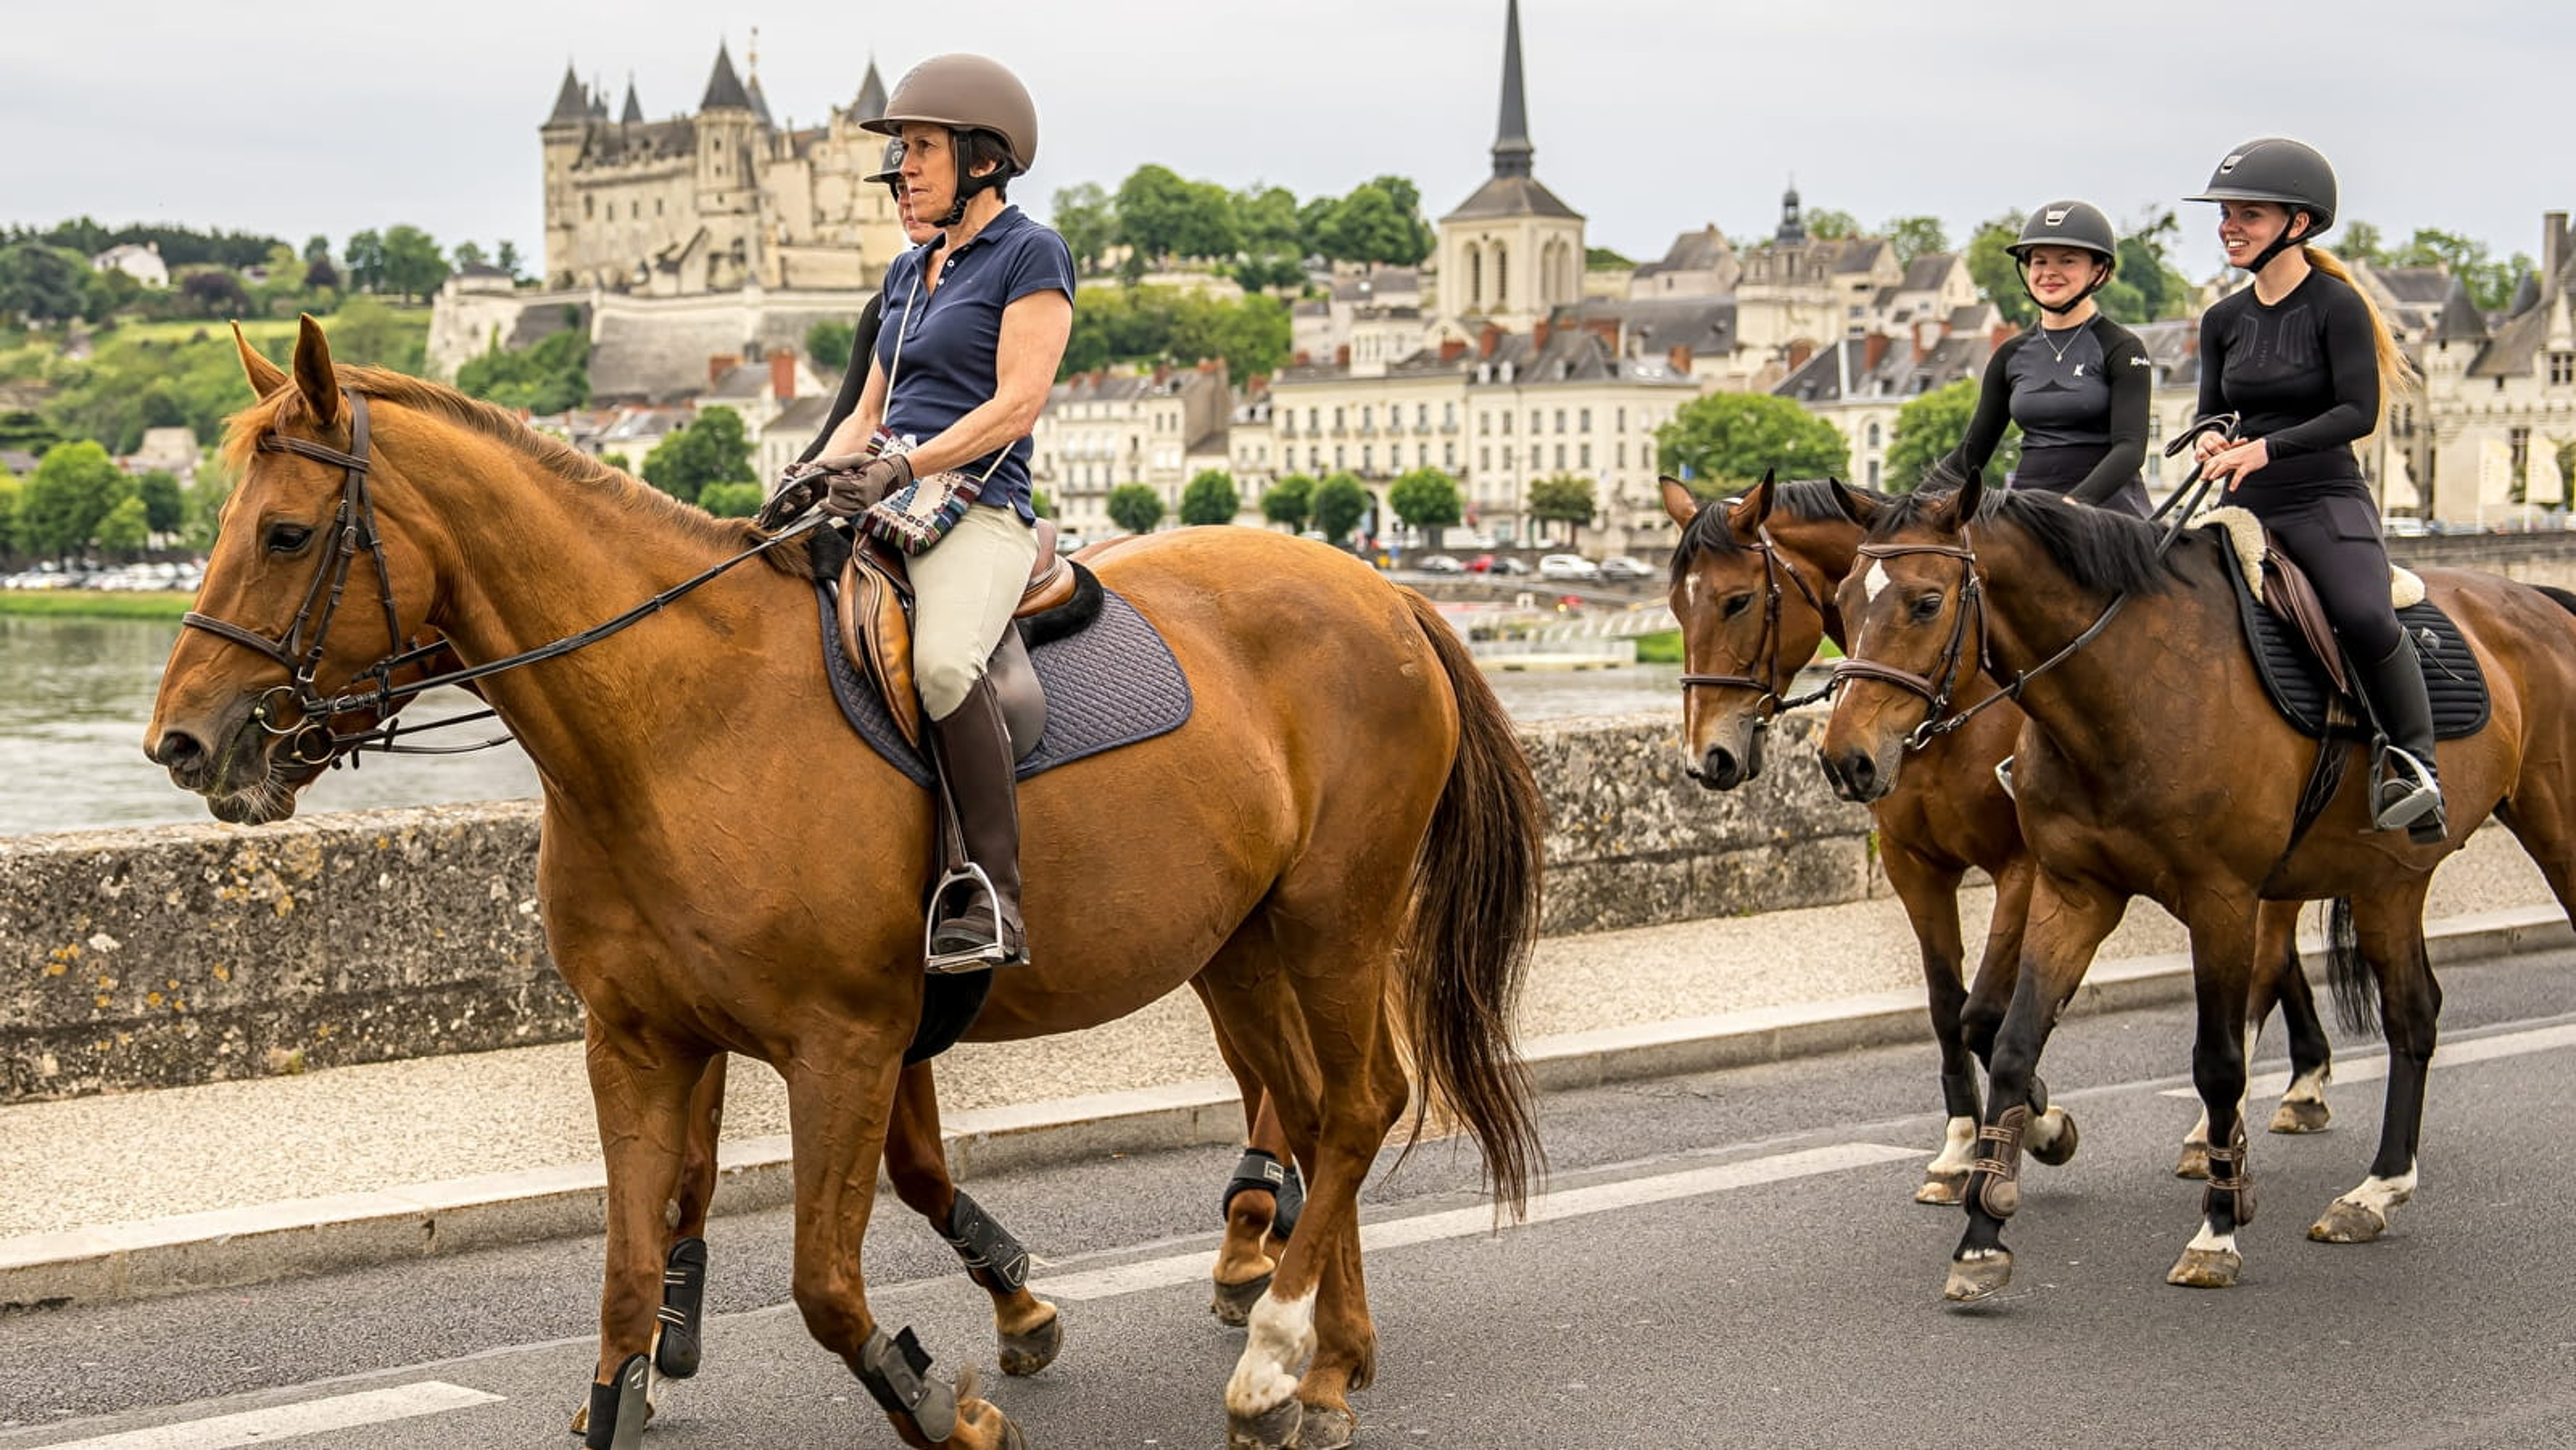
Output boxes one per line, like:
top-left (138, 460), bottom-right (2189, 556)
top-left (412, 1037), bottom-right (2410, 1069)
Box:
top-left (1490, 0), bottom-right (1533, 179)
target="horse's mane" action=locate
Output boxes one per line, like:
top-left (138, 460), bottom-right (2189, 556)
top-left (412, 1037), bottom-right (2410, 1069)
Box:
top-left (222, 365), bottom-right (813, 579)
top-left (1668, 478), bottom-right (1887, 588)
top-left (1871, 486), bottom-right (2198, 597)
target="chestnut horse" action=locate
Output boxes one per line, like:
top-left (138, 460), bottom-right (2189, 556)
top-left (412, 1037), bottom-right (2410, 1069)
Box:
top-left (1658, 474), bottom-right (2335, 1204)
top-left (1821, 475), bottom-right (2576, 1301)
top-left (148, 320), bottom-right (1543, 1449)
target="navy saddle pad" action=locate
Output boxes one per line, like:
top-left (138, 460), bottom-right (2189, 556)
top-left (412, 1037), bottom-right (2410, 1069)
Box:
top-left (2224, 559), bottom-right (2489, 742)
top-left (813, 576), bottom-right (1193, 788)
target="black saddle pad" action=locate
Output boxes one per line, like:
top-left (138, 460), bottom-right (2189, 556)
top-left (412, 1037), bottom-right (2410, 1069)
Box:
top-left (814, 575), bottom-right (1194, 789)
top-left (2224, 556), bottom-right (2489, 741)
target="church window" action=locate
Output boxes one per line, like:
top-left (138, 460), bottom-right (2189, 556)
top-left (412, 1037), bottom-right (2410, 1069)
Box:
top-left (1467, 246), bottom-right (1483, 309)
top-left (1494, 244), bottom-right (1509, 304)
top-left (1866, 421), bottom-right (1882, 449)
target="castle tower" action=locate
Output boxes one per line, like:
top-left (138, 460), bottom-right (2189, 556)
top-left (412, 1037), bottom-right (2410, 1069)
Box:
top-left (695, 41), bottom-right (761, 290)
top-left (1436, 0), bottom-right (1585, 328)
top-left (539, 62), bottom-right (591, 286)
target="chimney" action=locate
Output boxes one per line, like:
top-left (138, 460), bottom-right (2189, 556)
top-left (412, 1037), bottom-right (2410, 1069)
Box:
top-left (708, 352), bottom-right (742, 385)
top-left (1197, 357), bottom-right (1219, 374)
top-left (1668, 343), bottom-right (1692, 375)
top-left (2545, 211), bottom-right (2570, 291)
top-left (1478, 323), bottom-right (1504, 359)
top-left (1584, 317), bottom-right (1620, 350)
top-left (1785, 339), bottom-right (1816, 372)
top-left (1153, 362), bottom-right (1172, 385)
top-left (1863, 333), bottom-right (1889, 373)
top-left (770, 350), bottom-right (797, 402)
top-left (1438, 336), bottom-right (1469, 362)
top-left (1333, 343), bottom-right (1351, 366)
top-left (1533, 319), bottom-right (1552, 349)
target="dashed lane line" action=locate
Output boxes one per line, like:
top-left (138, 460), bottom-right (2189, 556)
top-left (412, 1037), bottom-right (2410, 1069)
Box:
top-left (28, 1383), bottom-right (504, 1450)
top-left (2155, 1020), bottom-right (2576, 1101)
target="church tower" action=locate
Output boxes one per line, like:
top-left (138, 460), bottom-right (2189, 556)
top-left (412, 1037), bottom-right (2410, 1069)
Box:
top-left (1436, 0), bottom-right (1585, 329)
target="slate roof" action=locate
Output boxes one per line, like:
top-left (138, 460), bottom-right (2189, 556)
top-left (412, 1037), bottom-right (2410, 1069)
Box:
top-left (700, 44), bottom-right (753, 112)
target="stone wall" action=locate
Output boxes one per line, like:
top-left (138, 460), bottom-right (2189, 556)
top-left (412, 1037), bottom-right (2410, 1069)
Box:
top-left (0, 716), bottom-right (1873, 1103)
top-left (2387, 531), bottom-right (2576, 592)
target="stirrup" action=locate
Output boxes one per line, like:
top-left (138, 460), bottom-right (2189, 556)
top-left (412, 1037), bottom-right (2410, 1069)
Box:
top-left (925, 863), bottom-right (1015, 974)
top-left (1993, 754), bottom-right (2017, 801)
top-left (2372, 749), bottom-right (2443, 834)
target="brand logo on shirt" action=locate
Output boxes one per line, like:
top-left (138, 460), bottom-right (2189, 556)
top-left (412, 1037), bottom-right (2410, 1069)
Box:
top-left (2072, 365), bottom-right (2084, 376)
top-left (2129, 356), bottom-right (2150, 367)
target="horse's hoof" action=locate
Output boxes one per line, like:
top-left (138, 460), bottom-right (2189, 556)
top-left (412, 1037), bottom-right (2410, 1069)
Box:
top-left (1210, 1271), bottom-right (1272, 1328)
top-left (1227, 1395), bottom-right (1303, 1450)
top-left (1943, 1250), bottom-right (2013, 1304)
top-left (998, 1305), bottom-right (1062, 1377)
top-left (1299, 1403), bottom-right (1357, 1449)
top-left (2174, 1143), bottom-right (2211, 1180)
top-left (2308, 1200), bottom-right (2388, 1243)
top-left (2269, 1098), bottom-right (2331, 1135)
top-left (2029, 1107), bottom-right (2079, 1167)
top-left (956, 1393), bottom-right (1029, 1450)
top-left (1914, 1171), bottom-right (1968, 1206)
top-left (2166, 1246), bottom-right (2242, 1288)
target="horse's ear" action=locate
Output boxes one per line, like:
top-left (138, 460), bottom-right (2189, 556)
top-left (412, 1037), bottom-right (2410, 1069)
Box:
top-left (232, 322), bottom-right (289, 398)
top-left (1951, 468), bottom-right (1987, 529)
top-left (290, 314), bottom-right (344, 431)
top-left (1657, 475), bottom-right (1701, 529)
top-left (1827, 477), bottom-right (1879, 527)
top-left (1729, 467), bottom-right (1777, 535)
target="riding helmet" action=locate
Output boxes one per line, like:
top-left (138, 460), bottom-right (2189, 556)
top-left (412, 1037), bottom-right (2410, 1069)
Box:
top-left (861, 54), bottom-right (1039, 175)
top-left (2006, 200), bottom-right (2119, 262)
top-left (2185, 138), bottom-right (2337, 236)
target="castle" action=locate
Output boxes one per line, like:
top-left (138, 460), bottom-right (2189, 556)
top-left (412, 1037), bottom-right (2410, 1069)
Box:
top-left (539, 42), bottom-right (906, 294)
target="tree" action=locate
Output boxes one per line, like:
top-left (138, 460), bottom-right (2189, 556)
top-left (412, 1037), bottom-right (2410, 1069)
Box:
top-left (303, 254), bottom-right (341, 293)
top-left (1230, 185), bottom-right (1306, 294)
top-left (1885, 377), bottom-right (2017, 491)
top-left (324, 296), bottom-right (426, 371)
top-left (180, 269), bottom-right (252, 320)
top-left (497, 239), bottom-right (523, 281)
top-left (1050, 183), bottom-right (1119, 275)
top-left (0, 472), bottom-right (20, 555)
top-left (344, 229), bottom-right (386, 293)
top-left (136, 469), bottom-right (185, 535)
top-left (1965, 212), bottom-right (2034, 326)
top-left (17, 441), bottom-right (130, 556)
top-left (2105, 210), bottom-right (2195, 323)
top-left (1805, 209), bottom-right (1860, 241)
top-left (1525, 473), bottom-right (1596, 544)
top-left (456, 326), bottom-right (590, 413)
top-left (452, 240), bottom-right (489, 270)
top-left (698, 481), bottom-right (763, 518)
top-left (95, 495), bottom-right (149, 554)
top-left (1114, 165), bottom-right (1238, 265)
top-left (302, 235), bottom-right (333, 266)
top-left (1883, 215), bottom-right (1951, 267)
top-left (1315, 181), bottom-right (1433, 268)
top-left (1060, 284), bottom-right (1288, 386)
top-left (1656, 393), bottom-right (1849, 489)
top-left (2390, 228), bottom-right (2530, 311)
top-left (1262, 473), bottom-right (1314, 532)
top-left (1586, 246), bottom-right (1634, 270)
top-left (0, 243), bottom-right (88, 325)
top-left (806, 318), bottom-right (857, 374)
top-left (1388, 466), bottom-right (1462, 546)
top-left (1029, 487), bottom-right (1054, 521)
top-left (1180, 469), bottom-right (1240, 526)
top-left (1310, 472), bottom-right (1369, 546)
top-left (639, 406), bottom-right (754, 505)
top-left (1106, 482), bottom-right (1164, 535)
top-left (2340, 221), bottom-right (2389, 267)
top-left (2559, 441), bottom-right (2576, 504)
top-left (381, 225), bottom-right (448, 303)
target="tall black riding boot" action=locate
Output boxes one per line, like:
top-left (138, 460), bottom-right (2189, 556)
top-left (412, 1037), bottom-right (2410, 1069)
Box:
top-left (927, 674), bottom-right (1026, 971)
top-left (2358, 634), bottom-right (2445, 840)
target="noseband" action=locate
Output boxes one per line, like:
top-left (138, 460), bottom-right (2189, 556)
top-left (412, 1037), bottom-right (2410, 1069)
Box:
top-left (1829, 534), bottom-right (1989, 751)
top-left (1676, 526), bottom-right (1834, 716)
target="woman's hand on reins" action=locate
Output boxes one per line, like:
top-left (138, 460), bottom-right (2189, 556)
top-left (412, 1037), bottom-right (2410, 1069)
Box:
top-left (2203, 438), bottom-right (2271, 492)
top-left (819, 455), bottom-right (913, 517)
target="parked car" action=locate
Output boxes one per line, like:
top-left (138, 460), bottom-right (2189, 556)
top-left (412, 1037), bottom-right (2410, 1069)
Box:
top-left (1596, 555), bottom-right (1655, 581)
top-left (1538, 553), bottom-right (1602, 581)
top-left (1468, 553), bottom-right (1532, 576)
top-left (1417, 554), bottom-right (1466, 575)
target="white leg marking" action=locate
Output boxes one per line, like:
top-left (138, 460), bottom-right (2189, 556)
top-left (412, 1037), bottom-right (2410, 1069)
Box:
top-left (2335, 1163), bottom-right (2419, 1219)
top-left (1225, 1288), bottom-right (1315, 1419)
top-left (2281, 1064), bottom-right (2330, 1106)
top-left (2028, 1106), bottom-right (2064, 1154)
top-left (1926, 1115), bottom-right (1977, 1176)
top-left (1863, 560), bottom-right (1891, 602)
top-left (2186, 1222), bottom-right (2240, 1255)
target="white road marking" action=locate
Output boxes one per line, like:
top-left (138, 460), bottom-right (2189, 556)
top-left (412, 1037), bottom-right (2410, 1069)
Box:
top-left (1032, 1142), bottom-right (1923, 1302)
top-left (2157, 1021), bottom-right (2576, 1101)
top-left (36, 1383), bottom-right (503, 1449)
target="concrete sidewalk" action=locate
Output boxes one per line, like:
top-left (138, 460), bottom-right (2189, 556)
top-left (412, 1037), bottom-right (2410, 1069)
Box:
top-left (1, 825), bottom-right (2562, 1306)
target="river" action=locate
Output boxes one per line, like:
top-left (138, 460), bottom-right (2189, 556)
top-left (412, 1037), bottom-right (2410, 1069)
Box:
top-left (0, 616), bottom-right (1683, 836)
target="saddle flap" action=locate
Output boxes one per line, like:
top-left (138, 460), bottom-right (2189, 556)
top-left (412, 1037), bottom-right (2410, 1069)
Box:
top-left (842, 548), bottom-right (924, 753)
top-left (2258, 543), bottom-right (2353, 699)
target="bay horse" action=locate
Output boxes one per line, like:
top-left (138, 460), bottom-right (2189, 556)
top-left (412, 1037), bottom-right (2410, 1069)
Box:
top-left (1658, 473), bottom-right (2335, 1205)
top-left (148, 319), bottom-right (1543, 1449)
top-left (1819, 472), bottom-right (2576, 1301)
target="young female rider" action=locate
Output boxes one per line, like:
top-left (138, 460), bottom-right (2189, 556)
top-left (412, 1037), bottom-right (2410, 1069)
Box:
top-left (2188, 136), bottom-right (2443, 837)
top-left (794, 139), bottom-right (943, 467)
top-left (1934, 200), bottom-right (2153, 518)
top-left (808, 54), bottom-right (1075, 967)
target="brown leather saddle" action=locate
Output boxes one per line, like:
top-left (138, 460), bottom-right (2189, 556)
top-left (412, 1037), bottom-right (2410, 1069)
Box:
top-left (840, 516), bottom-right (1078, 759)
top-left (2256, 541), bottom-right (2352, 699)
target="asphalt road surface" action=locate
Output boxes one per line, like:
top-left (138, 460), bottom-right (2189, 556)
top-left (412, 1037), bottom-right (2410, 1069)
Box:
top-left (6, 948), bottom-right (2576, 1449)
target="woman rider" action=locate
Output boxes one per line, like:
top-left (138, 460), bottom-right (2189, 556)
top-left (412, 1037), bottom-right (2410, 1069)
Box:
top-left (794, 139), bottom-right (945, 468)
top-left (808, 54), bottom-right (1075, 967)
top-left (2188, 136), bottom-right (2443, 837)
top-left (1932, 200), bottom-right (2152, 517)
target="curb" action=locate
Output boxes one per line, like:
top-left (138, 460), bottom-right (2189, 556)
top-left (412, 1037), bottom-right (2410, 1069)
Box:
top-left (4, 904), bottom-right (2566, 1311)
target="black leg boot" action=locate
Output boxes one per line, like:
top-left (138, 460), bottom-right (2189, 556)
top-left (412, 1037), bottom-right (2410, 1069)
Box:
top-left (927, 675), bottom-right (1026, 970)
top-left (2358, 635), bottom-right (2445, 840)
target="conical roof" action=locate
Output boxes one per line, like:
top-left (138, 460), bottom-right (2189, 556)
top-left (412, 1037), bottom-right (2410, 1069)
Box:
top-left (700, 41), bottom-right (753, 112)
top-left (2433, 273), bottom-right (2488, 344)
top-left (544, 63), bottom-right (589, 125)
top-left (2509, 270), bottom-right (2542, 317)
top-left (620, 77), bottom-right (644, 125)
top-left (853, 59), bottom-right (889, 122)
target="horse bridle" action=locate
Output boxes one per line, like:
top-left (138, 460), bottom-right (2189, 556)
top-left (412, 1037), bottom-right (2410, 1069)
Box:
top-left (1829, 534), bottom-right (1995, 751)
top-left (1676, 526), bottom-right (1835, 716)
top-left (180, 389), bottom-right (823, 769)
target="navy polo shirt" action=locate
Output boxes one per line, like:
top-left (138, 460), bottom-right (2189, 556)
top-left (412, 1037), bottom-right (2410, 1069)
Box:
top-left (874, 205), bottom-right (1075, 522)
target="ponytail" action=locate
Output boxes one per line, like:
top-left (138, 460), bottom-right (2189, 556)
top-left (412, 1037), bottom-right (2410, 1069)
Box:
top-left (2304, 246), bottom-right (2421, 419)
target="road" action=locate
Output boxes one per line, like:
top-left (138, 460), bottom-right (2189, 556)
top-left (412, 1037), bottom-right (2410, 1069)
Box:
top-left (5, 949), bottom-right (2575, 1449)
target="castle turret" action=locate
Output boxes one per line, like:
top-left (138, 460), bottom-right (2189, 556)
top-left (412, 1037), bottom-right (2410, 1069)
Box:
top-left (540, 62), bottom-right (590, 286)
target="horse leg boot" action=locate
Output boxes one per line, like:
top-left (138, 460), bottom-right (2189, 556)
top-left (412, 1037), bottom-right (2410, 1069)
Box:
top-left (2361, 636), bottom-right (2446, 842)
top-left (927, 675), bottom-right (1026, 970)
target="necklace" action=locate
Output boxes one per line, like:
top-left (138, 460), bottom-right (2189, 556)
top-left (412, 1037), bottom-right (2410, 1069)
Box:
top-left (2038, 319), bottom-right (2086, 366)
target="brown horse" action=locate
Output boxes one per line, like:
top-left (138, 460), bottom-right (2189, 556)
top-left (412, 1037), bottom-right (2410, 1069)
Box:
top-left (1659, 473), bottom-right (2338, 1204)
top-left (1819, 474), bottom-right (2576, 1301)
top-left (148, 319), bottom-right (1543, 1449)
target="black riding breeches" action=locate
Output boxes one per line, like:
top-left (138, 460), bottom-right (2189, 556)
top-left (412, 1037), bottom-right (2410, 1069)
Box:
top-left (2241, 485), bottom-right (2403, 660)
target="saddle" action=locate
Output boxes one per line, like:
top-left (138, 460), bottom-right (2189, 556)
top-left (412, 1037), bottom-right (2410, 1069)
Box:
top-left (840, 517), bottom-right (1082, 760)
top-left (2198, 510), bottom-right (2488, 742)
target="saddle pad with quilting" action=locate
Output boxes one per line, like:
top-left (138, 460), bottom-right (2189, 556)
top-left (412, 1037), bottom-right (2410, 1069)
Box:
top-left (814, 581), bottom-right (1193, 789)
top-left (2224, 557), bottom-right (2489, 741)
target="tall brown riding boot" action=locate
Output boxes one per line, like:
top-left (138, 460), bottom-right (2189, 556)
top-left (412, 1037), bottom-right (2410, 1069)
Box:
top-left (927, 674), bottom-right (1026, 971)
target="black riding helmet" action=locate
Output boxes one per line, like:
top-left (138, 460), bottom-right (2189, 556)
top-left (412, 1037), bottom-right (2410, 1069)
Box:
top-left (2007, 200), bottom-right (2119, 318)
top-left (2187, 137), bottom-right (2337, 275)
top-left (864, 138), bottom-right (905, 191)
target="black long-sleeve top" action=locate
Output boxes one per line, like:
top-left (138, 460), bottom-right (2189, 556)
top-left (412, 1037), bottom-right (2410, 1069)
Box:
top-left (796, 291), bottom-right (887, 465)
top-left (1952, 312), bottom-right (2150, 506)
top-left (2194, 268), bottom-right (2382, 492)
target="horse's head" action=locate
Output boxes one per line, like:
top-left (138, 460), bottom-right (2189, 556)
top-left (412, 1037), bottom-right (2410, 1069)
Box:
top-left (146, 318), bottom-right (445, 823)
top-left (1821, 472), bottom-right (1985, 803)
top-left (1661, 471), bottom-right (1840, 790)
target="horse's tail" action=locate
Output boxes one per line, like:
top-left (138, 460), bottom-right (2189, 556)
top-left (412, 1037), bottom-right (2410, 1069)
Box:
top-left (2326, 896), bottom-right (2381, 1037)
top-left (2532, 584), bottom-right (2576, 621)
top-left (1396, 587), bottom-right (1547, 1219)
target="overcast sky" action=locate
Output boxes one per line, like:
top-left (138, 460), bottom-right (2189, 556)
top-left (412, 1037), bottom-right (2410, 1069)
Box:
top-left (6, 0), bottom-right (2567, 283)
